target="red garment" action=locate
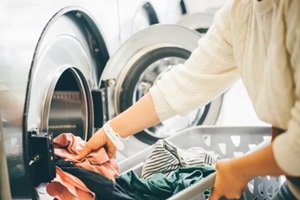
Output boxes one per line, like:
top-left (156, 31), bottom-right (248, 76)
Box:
top-left (46, 133), bottom-right (120, 200)
top-left (47, 167), bottom-right (95, 200)
top-left (53, 133), bottom-right (120, 180)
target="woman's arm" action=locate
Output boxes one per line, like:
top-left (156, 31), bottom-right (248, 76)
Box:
top-left (109, 93), bottom-right (160, 138)
top-left (76, 93), bottom-right (159, 159)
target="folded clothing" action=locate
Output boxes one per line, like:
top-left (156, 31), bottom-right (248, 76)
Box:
top-left (141, 139), bottom-right (219, 179)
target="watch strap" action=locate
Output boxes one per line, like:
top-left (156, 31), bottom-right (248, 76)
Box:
top-left (103, 121), bottom-right (125, 150)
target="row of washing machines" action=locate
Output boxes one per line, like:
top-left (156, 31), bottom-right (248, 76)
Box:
top-left (0, 0), bottom-right (247, 199)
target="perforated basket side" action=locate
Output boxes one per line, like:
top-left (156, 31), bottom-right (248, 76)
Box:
top-left (167, 126), bottom-right (271, 159)
top-left (242, 176), bottom-right (281, 200)
top-left (166, 126), bottom-right (282, 200)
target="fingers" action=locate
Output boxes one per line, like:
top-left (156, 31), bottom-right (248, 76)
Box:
top-left (209, 159), bottom-right (245, 200)
top-left (107, 151), bottom-right (115, 159)
top-left (76, 143), bottom-right (92, 160)
top-left (209, 189), bottom-right (241, 200)
top-left (105, 138), bottom-right (117, 159)
top-left (75, 130), bottom-right (117, 160)
top-left (209, 188), bottom-right (221, 200)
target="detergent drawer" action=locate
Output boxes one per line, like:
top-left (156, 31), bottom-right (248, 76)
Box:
top-left (118, 126), bottom-right (281, 200)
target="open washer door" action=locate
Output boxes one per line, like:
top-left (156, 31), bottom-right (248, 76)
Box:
top-left (100, 24), bottom-right (223, 158)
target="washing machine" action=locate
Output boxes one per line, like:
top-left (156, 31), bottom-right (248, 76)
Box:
top-left (179, 0), bottom-right (228, 15)
top-left (118, 0), bottom-right (159, 43)
top-left (176, 0), bottom-right (229, 36)
top-left (0, 1), bottom-right (223, 199)
top-left (1, 0), bottom-right (119, 198)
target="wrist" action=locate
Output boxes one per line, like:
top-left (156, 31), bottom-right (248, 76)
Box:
top-left (103, 121), bottom-right (127, 150)
top-left (219, 159), bottom-right (252, 181)
top-left (230, 157), bottom-right (254, 180)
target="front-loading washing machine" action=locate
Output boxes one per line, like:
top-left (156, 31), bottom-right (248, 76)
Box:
top-left (1, 1), bottom-right (119, 198)
top-left (118, 0), bottom-right (159, 44)
top-left (101, 24), bottom-right (223, 160)
top-left (148, 0), bottom-right (182, 24)
top-left (179, 0), bottom-right (229, 15)
top-left (176, 0), bottom-right (226, 35)
top-left (1, 1), bottom-right (222, 199)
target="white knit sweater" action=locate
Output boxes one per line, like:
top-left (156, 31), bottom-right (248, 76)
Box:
top-left (150, 0), bottom-right (300, 197)
top-left (0, 80), bottom-right (8, 92)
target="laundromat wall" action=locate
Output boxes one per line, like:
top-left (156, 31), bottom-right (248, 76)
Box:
top-left (0, 0), bottom-right (266, 199)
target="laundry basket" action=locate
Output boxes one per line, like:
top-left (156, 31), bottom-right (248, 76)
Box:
top-left (118, 126), bottom-right (283, 200)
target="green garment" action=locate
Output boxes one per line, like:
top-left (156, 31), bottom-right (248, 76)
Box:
top-left (116, 166), bottom-right (215, 200)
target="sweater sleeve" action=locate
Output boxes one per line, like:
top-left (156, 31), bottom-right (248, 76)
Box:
top-left (273, 1), bottom-right (300, 176)
top-left (149, 0), bottom-right (239, 121)
top-left (0, 80), bottom-right (8, 92)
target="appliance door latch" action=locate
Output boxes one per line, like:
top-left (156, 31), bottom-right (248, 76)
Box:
top-left (92, 79), bottom-right (116, 128)
top-left (28, 129), bottom-right (56, 186)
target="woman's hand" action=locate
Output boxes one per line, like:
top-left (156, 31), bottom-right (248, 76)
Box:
top-left (210, 143), bottom-right (289, 199)
top-left (76, 128), bottom-right (117, 160)
top-left (209, 159), bottom-right (251, 200)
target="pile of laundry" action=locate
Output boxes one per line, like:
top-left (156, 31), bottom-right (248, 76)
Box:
top-left (47, 133), bottom-right (220, 200)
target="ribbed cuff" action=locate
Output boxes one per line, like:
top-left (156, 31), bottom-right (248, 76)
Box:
top-left (0, 81), bottom-right (8, 91)
top-left (149, 86), bottom-right (176, 122)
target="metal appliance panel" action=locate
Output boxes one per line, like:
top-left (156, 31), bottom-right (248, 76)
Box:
top-left (118, 0), bottom-right (159, 43)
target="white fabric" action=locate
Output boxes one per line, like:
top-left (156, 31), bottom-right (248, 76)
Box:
top-left (149, 0), bottom-right (300, 197)
top-left (0, 80), bottom-right (8, 92)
